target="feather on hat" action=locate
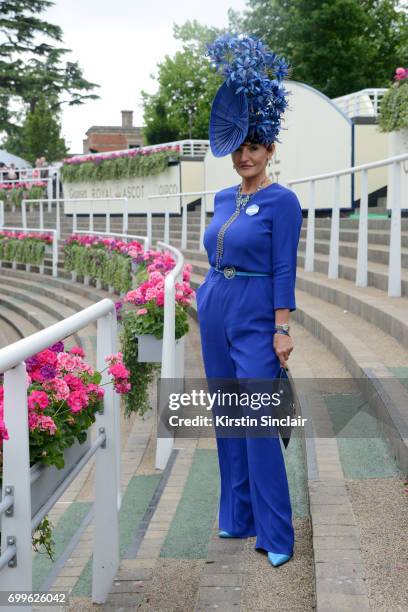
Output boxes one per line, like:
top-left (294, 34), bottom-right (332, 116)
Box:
top-left (206, 33), bottom-right (291, 157)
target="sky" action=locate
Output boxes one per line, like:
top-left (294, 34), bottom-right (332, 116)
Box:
top-left (43, 0), bottom-right (247, 153)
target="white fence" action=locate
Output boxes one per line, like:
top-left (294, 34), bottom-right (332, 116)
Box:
top-left (154, 241), bottom-right (185, 469)
top-left (22, 197), bottom-right (129, 239)
top-left (0, 227), bottom-right (58, 277)
top-left (332, 88), bottom-right (387, 118)
top-left (0, 299), bottom-right (121, 606)
top-left (287, 152), bottom-right (408, 297)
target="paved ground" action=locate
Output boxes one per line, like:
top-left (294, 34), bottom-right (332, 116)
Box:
top-left (30, 314), bottom-right (408, 612)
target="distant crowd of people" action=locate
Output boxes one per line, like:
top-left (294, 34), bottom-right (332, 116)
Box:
top-left (0, 156), bottom-right (49, 182)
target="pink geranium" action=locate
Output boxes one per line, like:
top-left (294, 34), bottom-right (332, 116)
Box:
top-left (28, 390), bottom-right (49, 411)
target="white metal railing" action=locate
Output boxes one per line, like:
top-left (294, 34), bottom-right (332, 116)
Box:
top-left (154, 241), bottom-right (185, 469)
top-left (287, 152), bottom-right (408, 297)
top-left (0, 299), bottom-right (120, 605)
top-left (21, 197), bottom-right (129, 239)
top-left (332, 88), bottom-right (387, 118)
top-left (0, 227), bottom-right (58, 277)
top-left (148, 189), bottom-right (217, 252)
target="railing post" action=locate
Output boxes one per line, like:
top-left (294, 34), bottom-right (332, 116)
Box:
top-left (328, 176), bottom-right (340, 279)
top-left (155, 274), bottom-right (176, 470)
top-left (22, 199), bottom-right (27, 230)
top-left (106, 212), bottom-right (110, 233)
top-left (52, 232), bottom-right (58, 277)
top-left (39, 201), bottom-right (44, 230)
top-left (356, 169), bottom-right (369, 287)
top-left (388, 161), bottom-right (402, 297)
top-left (164, 211), bottom-right (170, 244)
top-left (56, 201), bottom-right (61, 240)
top-left (200, 194), bottom-right (207, 252)
top-left (73, 212), bottom-right (77, 233)
top-left (305, 180), bottom-right (315, 272)
top-left (181, 198), bottom-right (187, 250)
top-left (122, 197), bottom-right (128, 234)
top-left (0, 200), bottom-right (4, 228)
top-left (92, 311), bottom-right (120, 603)
top-left (147, 211), bottom-right (152, 247)
top-left (0, 363), bottom-right (32, 603)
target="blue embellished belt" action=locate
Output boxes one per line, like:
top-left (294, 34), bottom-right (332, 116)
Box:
top-left (211, 265), bottom-right (273, 279)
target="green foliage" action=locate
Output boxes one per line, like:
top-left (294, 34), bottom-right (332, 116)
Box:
top-left (378, 80), bottom-right (408, 132)
top-left (32, 516), bottom-right (56, 561)
top-left (18, 95), bottom-right (68, 164)
top-left (142, 21), bottom-right (224, 144)
top-left (0, 184), bottom-right (47, 209)
top-left (0, 0), bottom-right (99, 144)
top-left (234, 0), bottom-right (408, 98)
top-left (63, 243), bottom-right (132, 294)
top-left (0, 236), bottom-right (47, 265)
top-left (60, 150), bottom-right (180, 183)
top-left (130, 301), bottom-right (189, 341)
top-left (120, 312), bottom-right (160, 418)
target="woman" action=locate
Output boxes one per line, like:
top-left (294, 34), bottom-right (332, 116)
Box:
top-left (196, 34), bottom-right (303, 568)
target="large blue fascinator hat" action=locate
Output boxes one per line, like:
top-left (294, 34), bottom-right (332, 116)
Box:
top-left (206, 33), bottom-right (291, 157)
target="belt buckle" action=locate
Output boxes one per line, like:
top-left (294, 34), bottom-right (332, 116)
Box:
top-left (223, 265), bottom-right (236, 279)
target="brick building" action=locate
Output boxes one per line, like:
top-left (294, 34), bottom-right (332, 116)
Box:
top-left (83, 110), bottom-right (144, 153)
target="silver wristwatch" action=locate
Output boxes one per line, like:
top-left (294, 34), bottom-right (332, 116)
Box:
top-left (275, 323), bottom-right (290, 332)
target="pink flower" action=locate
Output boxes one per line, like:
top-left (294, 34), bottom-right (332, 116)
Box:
top-left (87, 383), bottom-right (105, 399)
top-left (114, 381), bottom-right (132, 394)
top-left (67, 391), bottom-right (89, 413)
top-left (37, 414), bottom-right (57, 435)
top-left (108, 363), bottom-right (130, 379)
top-left (69, 346), bottom-right (85, 358)
top-left (64, 374), bottom-right (86, 392)
top-left (137, 308), bottom-right (148, 315)
top-left (57, 352), bottom-right (82, 372)
top-left (28, 390), bottom-right (49, 411)
top-left (36, 349), bottom-right (57, 366)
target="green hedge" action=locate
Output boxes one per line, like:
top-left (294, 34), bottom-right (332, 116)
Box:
top-left (64, 243), bottom-right (132, 293)
top-left (61, 150), bottom-right (180, 183)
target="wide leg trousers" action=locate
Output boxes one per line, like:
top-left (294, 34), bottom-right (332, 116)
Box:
top-left (196, 268), bottom-right (294, 555)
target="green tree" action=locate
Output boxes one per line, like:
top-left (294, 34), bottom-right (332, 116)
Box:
top-left (235, 0), bottom-right (408, 97)
top-left (141, 20), bottom-right (224, 144)
top-left (9, 95), bottom-right (68, 163)
top-left (0, 0), bottom-right (99, 141)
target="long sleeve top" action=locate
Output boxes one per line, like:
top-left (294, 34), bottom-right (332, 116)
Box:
top-left (203, 182), bottom-right (303, 311)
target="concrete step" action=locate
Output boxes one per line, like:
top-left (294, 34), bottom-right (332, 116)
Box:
top-left (297, 249), bottom-right (408, 296)
top-left (0, 280), bottom-right (99, 360)
top-left (300, 227), bottom-right (408, 248)
top-left (298, 237), bottom-right (408, 267)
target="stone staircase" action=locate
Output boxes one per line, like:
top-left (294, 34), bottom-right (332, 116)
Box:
top-left (1, 203), bottom-right (408, 610)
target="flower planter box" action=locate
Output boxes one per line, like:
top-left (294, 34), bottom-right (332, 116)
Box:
top-left (135, 333), bottom-right (183, 364)
top-left (30, 435), bottom-right (91, 519)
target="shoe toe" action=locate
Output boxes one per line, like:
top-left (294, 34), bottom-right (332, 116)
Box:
top-left (267, 552), bottom-right (292, 567)
top-left (218, 530), bottom-right (234, 538)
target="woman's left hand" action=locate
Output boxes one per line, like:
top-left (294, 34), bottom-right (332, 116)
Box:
top-left (273, 333), bottom-right (294, 369)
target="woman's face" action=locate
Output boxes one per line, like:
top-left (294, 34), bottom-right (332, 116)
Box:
top-left (231, 141), bottom-right (274, 179)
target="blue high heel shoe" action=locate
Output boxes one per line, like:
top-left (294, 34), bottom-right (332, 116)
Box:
top-left (267, 552), bottom-right (292, 567)
top-left (218, 530), bottom-right (235, 538)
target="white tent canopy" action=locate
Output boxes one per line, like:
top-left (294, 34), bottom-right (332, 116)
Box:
top-left (0, 149), bottom-right (32, 168)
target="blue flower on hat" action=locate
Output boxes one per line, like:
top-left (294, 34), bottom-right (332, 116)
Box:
top-left (206, 33), bottom-right (292, 156)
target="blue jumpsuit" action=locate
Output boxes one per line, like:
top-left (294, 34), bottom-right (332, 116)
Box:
top-left (196, 182), bottom-right (303, 555)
